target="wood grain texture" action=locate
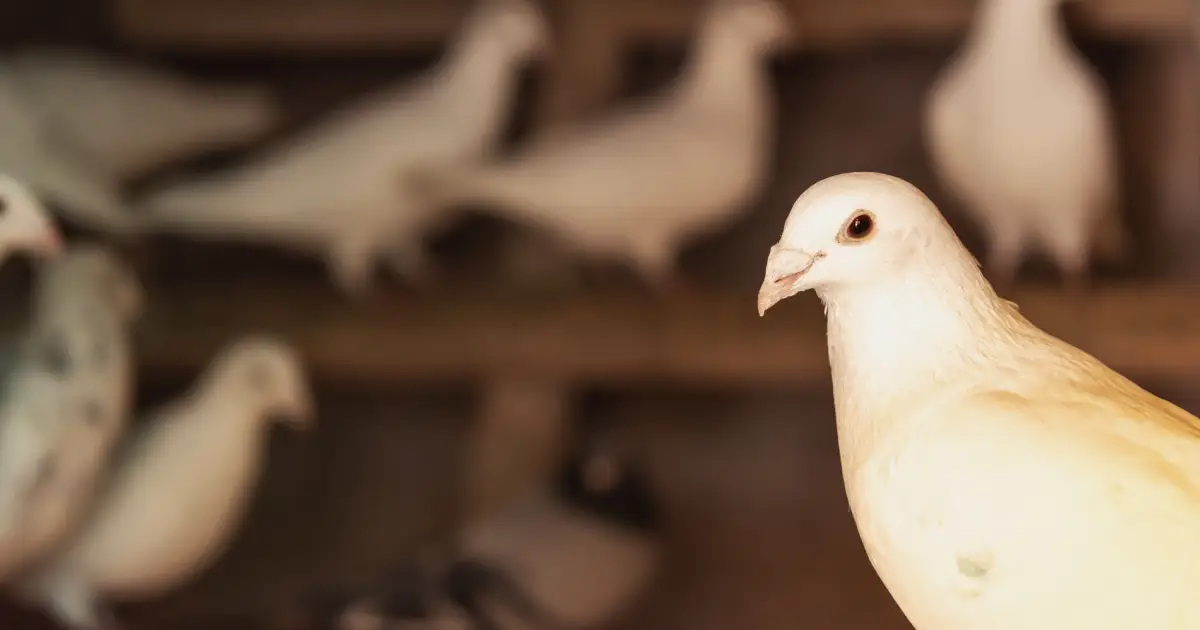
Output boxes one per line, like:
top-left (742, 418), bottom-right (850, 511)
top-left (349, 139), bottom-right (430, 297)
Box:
top-left (28, 280), bottom-right (1196, 388)
top-left (109, 0), bottom-right (1193, 53)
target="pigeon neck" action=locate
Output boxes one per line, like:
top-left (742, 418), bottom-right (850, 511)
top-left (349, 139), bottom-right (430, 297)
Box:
top-left (440, 22), bottom-right (529, 90)
top-left (817, 241), bottom-right (1027, 447)
top-left (964, 0), bottom-right (1071, 61)
top-left (432, 25), bottom-right (530, 141)
top-left (677, 22), bottom-right (770, 105)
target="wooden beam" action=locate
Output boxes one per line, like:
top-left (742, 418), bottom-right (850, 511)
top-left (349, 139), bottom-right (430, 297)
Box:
top-left (109, 0), bottom-right (1194, 54)
top-left (532, 0), bottom-right (629, 128)
top-left (86, 281), bottom-right (1200, 388)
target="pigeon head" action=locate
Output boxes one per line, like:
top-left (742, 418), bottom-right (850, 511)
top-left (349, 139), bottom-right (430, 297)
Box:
top-left (708, 0), bottom-right (793, 54)
top-left (207, 336), bottom-right (315, 430)
top-left (758, 172), bottom-right (974, 314)
top-left (35, 244), bottom-right (143, 322)
top-left (0, 174), bottom-right (62, 263)
top-left (473, 0), bottom-right (550, 61)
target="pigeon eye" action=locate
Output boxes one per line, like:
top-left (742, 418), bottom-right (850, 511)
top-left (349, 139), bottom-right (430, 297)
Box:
top-left (843, 211), bottom-right (875, 241)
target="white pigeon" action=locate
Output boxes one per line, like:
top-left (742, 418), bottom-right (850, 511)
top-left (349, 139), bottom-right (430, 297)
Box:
top-left (757, 171), bottom-right (1200, 630)
top-left (0, 76), bottom-right (142, 236)
top-left (412, 0), bottom-right (790, 287)
top-left (20, 336), bottom-right (314, 630)
top-left (0, 246), bottom-right (143, 581)
top-left (329, 433), bottom-right (660, 630)
top-left (923, 0), bottom-right (1129, 288)
top-left (136, 0), bottom-right (550, 295)
top-left (4, 47), bottom-right (281, 182)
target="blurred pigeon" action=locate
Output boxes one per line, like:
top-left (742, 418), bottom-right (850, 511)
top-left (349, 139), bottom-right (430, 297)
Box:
top-left (5, 47), bottom-right (282, 182)
top-left (0, 246), bottom-right (142, 581)
top-left (924, 0), bottom-right (1128, 289)
top-left (317, 425), bottom-right (660, 630)
top-left (411, 0), bottom-right (789, 288)
top-left (0, 77), bottom-right (141, 235)
top-left (0, 173), bottom-right (63, 262)
top-left (20, 336), bottom-right (314, 630)
top-left (137, 0), bottom-right (549, 295)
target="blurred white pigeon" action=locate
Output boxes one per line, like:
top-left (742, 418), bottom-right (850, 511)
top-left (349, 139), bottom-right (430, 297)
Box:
top-left (412, 0), bottom-right (789, 288)
top-left (137, 0), bottom-right (550, 295)
top-left (758, 172), bottom-right (1200, 630)
top-left (0, 173), bottom-right (63, 261)
top-left (0, 76), bottom-right (141, 236)
top-left (5, 47), bottom-right (281, 182)
top-left (20, 336), bottom-right (314, 630)
top-left (923, 0), bottom-right (1128, 288)
top-left (0, 246), bottom-right (143, 581)
top-left (325, 427), bottom-right (660, 630)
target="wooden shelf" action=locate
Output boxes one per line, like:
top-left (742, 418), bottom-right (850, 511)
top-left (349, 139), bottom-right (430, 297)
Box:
top-left (109, 0), bottom-right (1194, 54)
top-left (35, 280), bottom-right (1200, 389)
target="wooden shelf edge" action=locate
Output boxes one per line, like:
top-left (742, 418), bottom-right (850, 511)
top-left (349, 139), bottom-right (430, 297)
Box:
top-left (37, 280), bottom-right (1197, 389)
top-left (108, 0), bottom-right (1195, 54)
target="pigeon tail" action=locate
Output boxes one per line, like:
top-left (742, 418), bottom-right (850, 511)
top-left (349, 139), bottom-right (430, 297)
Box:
top-left (136, 179), bottom-right (260, 235)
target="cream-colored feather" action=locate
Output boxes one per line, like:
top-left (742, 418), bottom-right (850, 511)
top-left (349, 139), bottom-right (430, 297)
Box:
top-left (758, 172), bottom-right (1200, 629)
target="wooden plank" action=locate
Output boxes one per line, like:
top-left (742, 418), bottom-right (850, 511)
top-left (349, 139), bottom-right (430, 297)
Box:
top-left (109, 0), bottom-right (1194, 53)
top-left (72, 280), bottom-right (1200, 388)
top-left (532, 0), bottom-right (628, 128)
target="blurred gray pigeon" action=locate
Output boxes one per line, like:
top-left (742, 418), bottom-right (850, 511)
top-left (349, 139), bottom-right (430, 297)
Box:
top-left (0, 246), bottom-right (142, 582)
top-left (19, 336), bottom-right (314, 630)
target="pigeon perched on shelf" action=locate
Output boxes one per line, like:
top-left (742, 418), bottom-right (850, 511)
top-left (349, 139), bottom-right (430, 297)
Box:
top-left (758, 171), bottom-right (1200, 630)
top-left (19, 336), bottom-right (314, 630)
top-left (293, 426), bottom-right (660, 630)
top-left (136, 0), bottom-right (549, 296)
top-left (0, 246), bottom-right (142, 582)
top-left (923, 0), bottom-right (1128, 290)
top-left (410, 0), bottom-right (790, 290)
top-left (4, 47), bottom-right (281, 182)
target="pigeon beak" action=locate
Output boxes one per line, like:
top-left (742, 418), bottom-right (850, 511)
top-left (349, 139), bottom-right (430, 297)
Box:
top-left (757, 245), bottom-right (822, 316)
